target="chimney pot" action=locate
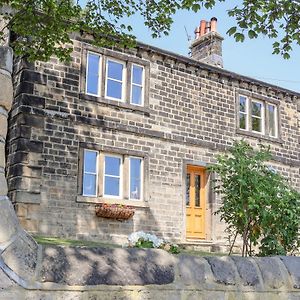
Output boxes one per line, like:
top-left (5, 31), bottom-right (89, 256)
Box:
top-left (210, 17), bottom-right (217, 32)
top-left (200, 20), bottom-right (206, 37)
top-left (205, 21), bottom-right (211, 34)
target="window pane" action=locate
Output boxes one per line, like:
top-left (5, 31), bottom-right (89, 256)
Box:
top-left (239, 113), bottom-right (246, 130)
top-left (130, 158), bottom-right (141, 199)
top-left (268, 105), bottom-right (276, 137)
top-left (83, 174), bottom-right (97, 196)
top-left (107, 60), bottom-right (123, 81)
top-left (130, 179), bottom-right (141, 199)
top-left (105, 156), bottom-right (121, 176)
top-left (132, 65), bottom-right (143, 85)
top-left (252, 116), bottom-right (262, 132)
top-left (88, 54), bottom-right (100, 75)
top-left (131, 85), bottom-right (142, 105)
top-left (252, 102), bottom-right (262, 117)
top-left (239, 96), bottom-right (247, 112)
top-left (84, 151), bottom-right (97, 173)
top-left (107, 79), bottom-right (122, 99)
top-left (104, 176), bottom-right (120, 196)
top-left (195, 175), bottom-right (201, 207)
top-left (186, 174), bottom-right (190, 206)
top-left (87, 76), bottom-right (99, 95)
top-left (86, 53), bottom-right (100, 95)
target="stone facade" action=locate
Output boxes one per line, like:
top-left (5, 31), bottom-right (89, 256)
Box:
top-left (6, 33), bottom-right (300, 247)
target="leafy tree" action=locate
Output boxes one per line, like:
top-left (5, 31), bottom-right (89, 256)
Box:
top-left (1, 0), bottom-right (300, 61)
top-left (209, 140), bottom-right (300, 257)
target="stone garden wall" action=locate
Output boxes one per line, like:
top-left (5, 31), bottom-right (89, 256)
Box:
top-left (1, 245), bottom-right (300, 300)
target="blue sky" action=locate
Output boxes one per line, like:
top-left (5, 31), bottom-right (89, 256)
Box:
top-left (130, 2), bottom-right (300, 93)
top-left (80, 1), bottom-right (300, 92)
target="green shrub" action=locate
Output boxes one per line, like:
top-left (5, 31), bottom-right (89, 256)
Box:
top-left (209, 140), bottom-right (300, 257)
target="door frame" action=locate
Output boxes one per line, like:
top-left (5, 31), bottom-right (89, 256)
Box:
top-left (182, 160), bottom-right (212, 242)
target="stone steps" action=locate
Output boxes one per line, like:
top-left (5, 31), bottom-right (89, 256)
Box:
top-left (180, 240), bottom-right (240, 254)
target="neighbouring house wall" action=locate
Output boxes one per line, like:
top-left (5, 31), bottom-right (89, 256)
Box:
top-left (6, 37), bottom-right (300, 245)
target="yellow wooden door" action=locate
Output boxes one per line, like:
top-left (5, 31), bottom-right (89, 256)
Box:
top-left (186, 166), bottom-right (206, 239)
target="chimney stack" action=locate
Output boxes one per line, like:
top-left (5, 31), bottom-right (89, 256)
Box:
top-left (190, 17), bottom-right (223, 68)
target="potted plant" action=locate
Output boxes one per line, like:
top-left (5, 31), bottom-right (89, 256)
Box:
top-left (95, 203), bottom-right (135, 220)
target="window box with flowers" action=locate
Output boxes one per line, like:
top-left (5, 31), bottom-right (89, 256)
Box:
top-left (95, 203), bottom-right (135, 221)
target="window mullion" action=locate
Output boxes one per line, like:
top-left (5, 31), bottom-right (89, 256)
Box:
top-left (249, 99), bottom-right (253, 132)
top-left (126, 62), bottom-right (132, 104)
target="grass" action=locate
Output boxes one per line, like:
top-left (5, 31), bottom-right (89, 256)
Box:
top-left (33, 235), bottom-right (227, 256)
top-left (33, 235), bottom-right (121, 249)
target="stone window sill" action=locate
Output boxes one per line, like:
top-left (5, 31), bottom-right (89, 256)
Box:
top-left (236, 128), bottom-right (283, 144)
top-left (76, 195), bottom-right (149, 208)
top-left (79, 93), bottom-right (151, 116)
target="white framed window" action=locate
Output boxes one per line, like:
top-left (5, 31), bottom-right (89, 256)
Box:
top-left (131, 64), bottom-right (144, 106)
top-left (103, 154), bottom-right (122, 198)
top-left (251, 100), bottom-right (265, 134)
top-left (238, 94), bottom-right (279, 138)
top-left (83, 150), bottom-right (98, 196)
top-left (239, 95), bottom-right (249, 130)
top-left (129, 157), bottom-right (143, 200)
top-left (105, 59), bottom-right (125, 101)
top-left (81, 150), bottom-right (144, 201)
top-left (86, 52), bottom-right (101, 96)
top-left (267, 103), bottom-right (278, 138)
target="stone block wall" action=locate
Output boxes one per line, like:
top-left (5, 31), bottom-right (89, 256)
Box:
top-left (6, 37), bottom-right (300, 245)
top-left (1, 245), bottom-right (300, 300)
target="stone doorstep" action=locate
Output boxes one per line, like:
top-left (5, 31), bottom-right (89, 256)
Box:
top-left (179, 240), bottom-right (237, 253)
top-left (179, 239), bottom-right (241, 254)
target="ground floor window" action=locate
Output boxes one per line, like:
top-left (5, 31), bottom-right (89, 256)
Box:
top-left (81, 149), bottom-right (143, 201)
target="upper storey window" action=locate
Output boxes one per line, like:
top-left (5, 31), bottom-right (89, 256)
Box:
top-left (86, 52), bottom-right (101, 96)
top-left (84, 51), bottom-right (148, 108)
top-left (267, 104), bottom-right (278, 138)
top-left (239, 96), bottom-right (248, 130)
top-left (251, 100), bottom-right (264, 134)
top-left (238, 95), bottom-right (278, 138)
top-left (131, 65), bottom-right (144, 106)
top-left (106, 60), bottom-right (125, 101)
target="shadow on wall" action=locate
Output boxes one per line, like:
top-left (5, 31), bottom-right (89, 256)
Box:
top-left (75, 204), bottom-right (163, 246)
top-left (39, 245), bottom-right (175, 287)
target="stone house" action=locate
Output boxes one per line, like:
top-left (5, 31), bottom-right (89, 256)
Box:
top-left (6, 18), bottom-right (300, 249)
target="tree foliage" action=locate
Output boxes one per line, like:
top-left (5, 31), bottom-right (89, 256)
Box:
top-left (209, 140), bottom-right (300, 257)
top-left (0, 0), bottom-right (299, 61)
